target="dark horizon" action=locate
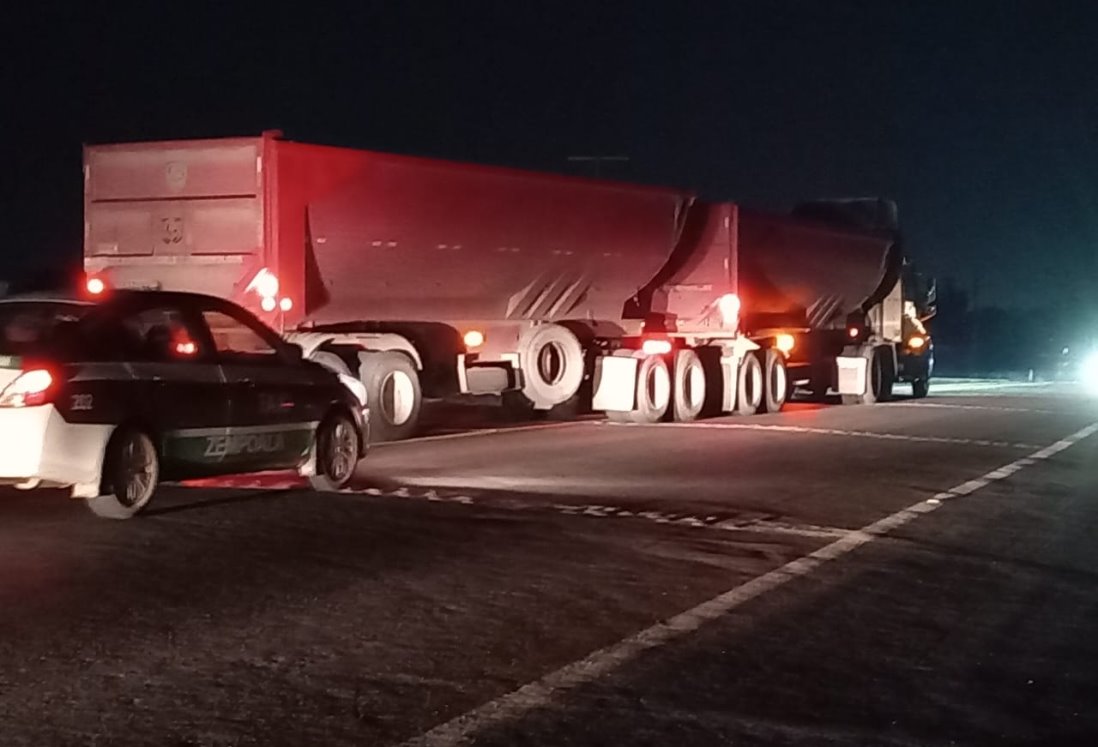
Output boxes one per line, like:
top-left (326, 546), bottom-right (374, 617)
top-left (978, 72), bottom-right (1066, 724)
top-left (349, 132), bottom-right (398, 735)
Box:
top-left (4, 1), bottom-right (1098, 310)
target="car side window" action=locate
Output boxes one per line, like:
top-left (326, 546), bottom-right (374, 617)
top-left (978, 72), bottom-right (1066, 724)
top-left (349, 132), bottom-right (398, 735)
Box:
top-left (114, 306), bottom-right (208, 363)
top-left (201, 309), bottom-right (282, 364)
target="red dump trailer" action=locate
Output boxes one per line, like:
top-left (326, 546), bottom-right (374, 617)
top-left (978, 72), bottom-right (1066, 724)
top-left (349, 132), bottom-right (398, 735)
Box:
top-left (83, 132), bottom-right (928, 440)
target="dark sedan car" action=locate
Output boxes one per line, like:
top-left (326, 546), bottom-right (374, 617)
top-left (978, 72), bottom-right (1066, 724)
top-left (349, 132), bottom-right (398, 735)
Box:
top-left (0, 290), bottom-right (368, 518)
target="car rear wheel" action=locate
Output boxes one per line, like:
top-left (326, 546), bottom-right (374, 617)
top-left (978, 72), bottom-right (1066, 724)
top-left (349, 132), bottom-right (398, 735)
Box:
top-left (309, 411), bottom-right (361, 492)
top-left (86, 428), bottom-right (160, 520)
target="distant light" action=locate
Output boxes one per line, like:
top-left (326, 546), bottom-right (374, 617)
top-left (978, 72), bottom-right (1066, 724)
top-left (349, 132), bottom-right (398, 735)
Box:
top-left (908, 335), bottom-right (926, 349)
top-left (718, 293), bottom-right (741, 328)
top-left (775, 333), bottom-right (796, 354)
top-left (463, 329), bottom-right (485, 348)
top-left (1062, 347), bottom-right (1070, 356)
top-left (175, 341), bottom-right (197, 356)
top-left (279, 297), bottom-right (293, 312)
top-left (1082, 351), bottom-right (1098, 394)
top-left (642, 338), bottom-right (673, 356)
top-left (848, 327), bottom-right (861, 339)
top-left (260, 296), bottom-right (277, 312)
top-left (86, 277), bottom-right (105, 295)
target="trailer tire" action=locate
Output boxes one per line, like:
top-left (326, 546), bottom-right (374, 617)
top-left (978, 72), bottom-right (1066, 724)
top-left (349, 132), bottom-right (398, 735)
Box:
top-left (607, 353), bottom-right (671, 424)
top-left (518, 324), bottom-right (586, 411)
top-left (841, 346), bottom-right (894, 405)
top-left (670, 349), bottom-right (706, 422)
top-left (759, 349), bottom-right (788, 413)
top-left (736, 351), bottom-right (764, 415)
top-left (359, 351), bottom-right (422, 442)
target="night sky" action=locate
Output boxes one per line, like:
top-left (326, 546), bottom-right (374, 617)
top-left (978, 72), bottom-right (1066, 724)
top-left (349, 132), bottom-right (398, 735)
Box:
top-left (4, 1), bottom-right (1097, 310)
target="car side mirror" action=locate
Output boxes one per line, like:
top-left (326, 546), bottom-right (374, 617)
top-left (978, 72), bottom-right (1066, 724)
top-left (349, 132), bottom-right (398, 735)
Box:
top-left (286, 343), bottom-right (304, 363)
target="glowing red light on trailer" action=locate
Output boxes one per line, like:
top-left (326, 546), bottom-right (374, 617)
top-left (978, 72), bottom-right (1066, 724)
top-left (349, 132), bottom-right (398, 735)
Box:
top-left (278, 297), bottom-right (293, 312)
top-left (86, 277), bottom-right (105, 295)
top-left (247, 267), bottom-right (280, 299)
top-left (642, 338), bottom-right (673, 356)
top-left (848, 326), bottom-right (861, 338)
top-left (717, 293), bottom-right (741, 327)
top-left (260, 296), bottom-right (277, 313)
top-left (175, 341), bottom-right (197, 356)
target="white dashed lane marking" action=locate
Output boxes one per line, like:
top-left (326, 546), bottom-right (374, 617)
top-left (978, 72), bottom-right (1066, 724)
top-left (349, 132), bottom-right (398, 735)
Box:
top-left (403, 422), bottom-right (1098, 746)
top-left (603, 420), bottom-right (1040, 450)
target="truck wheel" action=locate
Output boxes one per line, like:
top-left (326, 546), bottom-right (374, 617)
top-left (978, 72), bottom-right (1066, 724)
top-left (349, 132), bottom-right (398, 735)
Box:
top-left (759, 349), bottom-right (788, 413)
top-left (671, 349), bottom-right (706, 422)
top-left (912, 377), bottom-right (930, 399)
top-left (86, 427), bottom-right (159, 520)
top-left (309, 410), bottom-right (361, 492)
top-left (842, 346), bottom-right (895, 405)
top-left (736, 351), bottom-right (764, 415)
top-left (518, 324), bottom-right (586, 411)
top-left (607, 353), bottom-right (671, 424)
top-left (360, 351), bottom-right (422, 442)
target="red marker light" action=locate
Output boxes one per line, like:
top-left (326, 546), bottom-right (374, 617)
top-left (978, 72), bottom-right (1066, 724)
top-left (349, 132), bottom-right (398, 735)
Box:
top-left (848, 327), bottom-right (860, 338)
top-left (642, 338), bottom-right (673, 356)
top-left (86, 277), bottom-right (105, 295)
top-left (175, 341), bottom-right (197, 356)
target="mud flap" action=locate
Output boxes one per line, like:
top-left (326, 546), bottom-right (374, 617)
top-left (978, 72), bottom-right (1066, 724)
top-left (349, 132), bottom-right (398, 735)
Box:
top-left (837, 355), bottom-right (868, 395)
top-left (592, 354), bottom-right (639, 412)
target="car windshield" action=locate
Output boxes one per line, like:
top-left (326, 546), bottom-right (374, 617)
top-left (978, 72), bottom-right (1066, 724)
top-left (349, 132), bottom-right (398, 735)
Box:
top-left (0, 301), bottom-right (92, 358)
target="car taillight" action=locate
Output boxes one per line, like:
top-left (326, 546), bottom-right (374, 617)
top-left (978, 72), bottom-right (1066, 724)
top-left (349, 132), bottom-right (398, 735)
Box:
top-left (0, 369), bottom-right (56, 408)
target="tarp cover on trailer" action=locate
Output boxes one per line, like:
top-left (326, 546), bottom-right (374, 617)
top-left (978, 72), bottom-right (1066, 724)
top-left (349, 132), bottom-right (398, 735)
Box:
top-left (737, 199), bottom-right (900, 331)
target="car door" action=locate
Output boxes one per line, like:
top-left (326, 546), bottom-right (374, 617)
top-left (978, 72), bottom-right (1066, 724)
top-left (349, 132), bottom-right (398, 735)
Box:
top-left (196, 302), bottom-right (320, 472)
top-left (112, 300), bottom-right (232, 478)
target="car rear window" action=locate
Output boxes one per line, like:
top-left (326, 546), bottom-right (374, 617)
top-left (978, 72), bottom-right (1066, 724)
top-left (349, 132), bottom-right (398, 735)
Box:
top-left (0, 302), bottom-right (92, 359)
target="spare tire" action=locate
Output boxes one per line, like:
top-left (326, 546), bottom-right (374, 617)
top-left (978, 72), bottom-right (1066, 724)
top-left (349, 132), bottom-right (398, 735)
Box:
top-left (517, 323), bottom-right (586, 410)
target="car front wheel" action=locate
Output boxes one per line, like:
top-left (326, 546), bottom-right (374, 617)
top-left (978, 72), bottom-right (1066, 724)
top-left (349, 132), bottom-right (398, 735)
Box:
top-left (309, 411), bottom-right (361, 492)
top-left (86, 427), bottom-right (160, 520)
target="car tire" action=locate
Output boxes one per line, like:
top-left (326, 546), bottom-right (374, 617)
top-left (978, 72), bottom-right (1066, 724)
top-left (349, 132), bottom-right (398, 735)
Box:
top-left (86, 427), bottom-right (160, 520)
top-left (309, 410), bottom-right (361, 492)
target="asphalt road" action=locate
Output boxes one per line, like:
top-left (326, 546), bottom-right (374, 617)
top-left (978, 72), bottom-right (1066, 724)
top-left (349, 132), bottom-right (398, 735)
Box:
top-left (2, 381), bottom-right (1098, 746)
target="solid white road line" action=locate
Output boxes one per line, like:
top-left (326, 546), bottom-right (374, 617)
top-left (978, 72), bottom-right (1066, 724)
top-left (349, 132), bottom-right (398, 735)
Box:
top-left (604, 420), bottom-right (1040, 450)
top-left (403, 421), bottom-right (1098, 747)
top-left (374, 421), bottom-right (585, 447)
top-left (884, 402), bottom-right (1064, 415)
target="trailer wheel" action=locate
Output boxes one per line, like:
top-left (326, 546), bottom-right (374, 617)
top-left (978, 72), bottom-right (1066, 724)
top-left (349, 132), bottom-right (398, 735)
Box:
top-left (359, 351), bottom-right (422, 442)
top-left (518, 324), bottom-right (586, 411)
top-left (842, 346), bottom-right (895, 405)
top-left (759, 349), bottom-right (788, 413)
top-left (607, 353), bottom-right (671, 424)
top-left (670, 349), bottom-right (706, 422)
top-left (736, 351), bottom-right (764, 415)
